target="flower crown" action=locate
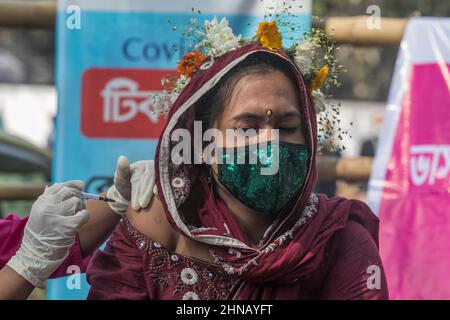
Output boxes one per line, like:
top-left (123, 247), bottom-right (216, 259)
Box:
top-left (154, 14), bottom-right (348, 152)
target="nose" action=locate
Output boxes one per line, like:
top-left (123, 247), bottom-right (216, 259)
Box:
top-left (257, 125), bottom-right (279, 144)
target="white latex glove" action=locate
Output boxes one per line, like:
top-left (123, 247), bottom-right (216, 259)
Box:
top-left (107, 155), bottom-right (156, 215)
top-left (7, 180), bottom-right (89, 288)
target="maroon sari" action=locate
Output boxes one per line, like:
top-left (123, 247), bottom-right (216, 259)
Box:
top-left (87, 44), bottom-right (388, 300)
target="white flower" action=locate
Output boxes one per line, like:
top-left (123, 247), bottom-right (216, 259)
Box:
top-left (173, 75), bottom-right (190, 95)
top-left (152, 92), bottom-right (173, 116)
top-left (312, 90), bottom-right (328, 113)
top-left (182, 291), bottom-right (200, 300)
top-left (312, 90), bottom-right (335, 113)
top-left (180, 267), bottom-right (198, 285)
top-left (153, 74), bottom-right (191, 116)
top-left (294, 39), bottom-right (316, 75)
top-left (199, 16), bottom-right (241, 57)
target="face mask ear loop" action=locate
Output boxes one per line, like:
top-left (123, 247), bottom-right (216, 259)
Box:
top-left (208, 165), bottom-right (217, 194)
top-left (204, 141), bottom-right (219, 194)
top-left (199, 165), bottom-right (214, 195)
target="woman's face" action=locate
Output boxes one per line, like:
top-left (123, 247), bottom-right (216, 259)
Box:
top-left (208, 70), bottom-right (307, 217)
top-left (213, 70), bottom-right (305, 147)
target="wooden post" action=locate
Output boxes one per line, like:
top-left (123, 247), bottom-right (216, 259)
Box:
top-left (0, 1), bottom-right (55, 29)
top-left (0, 157), bottom-right (374, 200)
top-left (316, 156), bottom-right (373, 182)
top-left (0, 2), bottom-right (408, 46)
top-left (325, 16), bottom-right (407, 46)
top-left (0, 184), bottom-right (46, 201)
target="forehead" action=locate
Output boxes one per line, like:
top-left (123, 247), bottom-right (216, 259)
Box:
top-left (224, 70), bottom-right (300, 117)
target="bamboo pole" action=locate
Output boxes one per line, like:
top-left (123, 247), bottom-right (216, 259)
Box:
top-left (0, 156), bottom-right (373, 200)
top-left (335, 156), bottom-right (373, 182)
top-left (0, 1), bottom-right (407, 46)
top-left (316, 156), bottom-right (373, 183)
top-left (0, 1), bottom-right (55, 29)
top-left (0, 183), bottom-right (46, 201)
top-left (324, 16), bottom-right (407, 46)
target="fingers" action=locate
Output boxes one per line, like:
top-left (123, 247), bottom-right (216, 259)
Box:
top-left (67, 209), bottom-right (90, 229)
top-left (51, 185), bottom-right (83, 203)
top-left (131, 185), bottom-right (141, 211)
top-left (62, 180), bottom-right (85, 191)
top-left (138, 174), bottom-right (155, 209)
top-left (42, 183), bottom-right (64, 195)
top-left (44, 180), bottom-right (84, 195)
top-left (40, 181), bottom-right (84, 205)
top-left (114, 155), bottom-right (132, 201)
top-left (56, 184), bottom-right (83, 199)
top-left (116, 155), bottom-right (131, 182)
top-left (57, 196), bottom-right (86, 216)
top-left (130, 160), bottom-right (155, 211)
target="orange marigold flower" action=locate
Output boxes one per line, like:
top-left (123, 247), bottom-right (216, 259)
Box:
top-left (311, 64), bottom-right (329, 91)
top-left (177, 51), bottom-right (208, 77)
top-left (161, 76), bottom-right (178, 92)
top-left (256, 21), bottom-right (282, 51)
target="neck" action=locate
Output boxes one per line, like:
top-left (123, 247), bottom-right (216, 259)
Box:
top-left (214, 183), bottom-right (275, 248)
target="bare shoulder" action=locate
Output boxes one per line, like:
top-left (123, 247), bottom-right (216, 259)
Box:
top-left (125, 195), bottom-right (179, 250)
top-left (125, 195), bottom-right (215, 262)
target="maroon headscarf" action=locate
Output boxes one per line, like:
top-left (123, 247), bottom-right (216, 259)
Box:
top-left (154, 43), bottom-right (380, 299)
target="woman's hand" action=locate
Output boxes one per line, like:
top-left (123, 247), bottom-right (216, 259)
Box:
top-left (107, 155), bottom-right (156, 215)
top-left (6, 181), bottom-right (89, 288)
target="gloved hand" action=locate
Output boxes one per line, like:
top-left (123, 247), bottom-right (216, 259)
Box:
top-left (107, 155), bottom-right (156, 215)
top-left (7, 180), bottom-right (89, 288)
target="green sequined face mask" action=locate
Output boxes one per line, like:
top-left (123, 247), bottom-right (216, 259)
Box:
top-left (217, 141), bottom-right (309, 215)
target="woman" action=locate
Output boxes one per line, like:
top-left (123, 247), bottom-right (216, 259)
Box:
top-left (0, 157), bottom-right (155, 299)
top-left (86, 37), bottom-right (389, 299)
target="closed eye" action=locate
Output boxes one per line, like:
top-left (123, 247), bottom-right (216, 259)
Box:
top-left (280, 127), bottom-right (299, 133)
top-left (236, 128), bottom-right (258, 136)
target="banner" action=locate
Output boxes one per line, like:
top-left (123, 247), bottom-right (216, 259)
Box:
top-left (367, 18), bottom-right (450, 299)
top-left (51, 0), bottom-right (311, 300)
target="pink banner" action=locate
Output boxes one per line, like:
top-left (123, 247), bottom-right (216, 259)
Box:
top-left (368, 18), bottom-right (450, 299)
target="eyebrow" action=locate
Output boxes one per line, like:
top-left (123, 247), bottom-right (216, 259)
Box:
top-left (231, 111), bottom-right (301, 123)
top-left (274, 111), bottom-right (302, 121)
top-left (231, 112), bottom-right (265, 123)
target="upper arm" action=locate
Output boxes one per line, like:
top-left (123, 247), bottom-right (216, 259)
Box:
top-left (77, 199), bottom-right (121, 256)
top-left (125, 195), bottom-right (178, 250)
top-left (319, 220), bottom-right (389, 300)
